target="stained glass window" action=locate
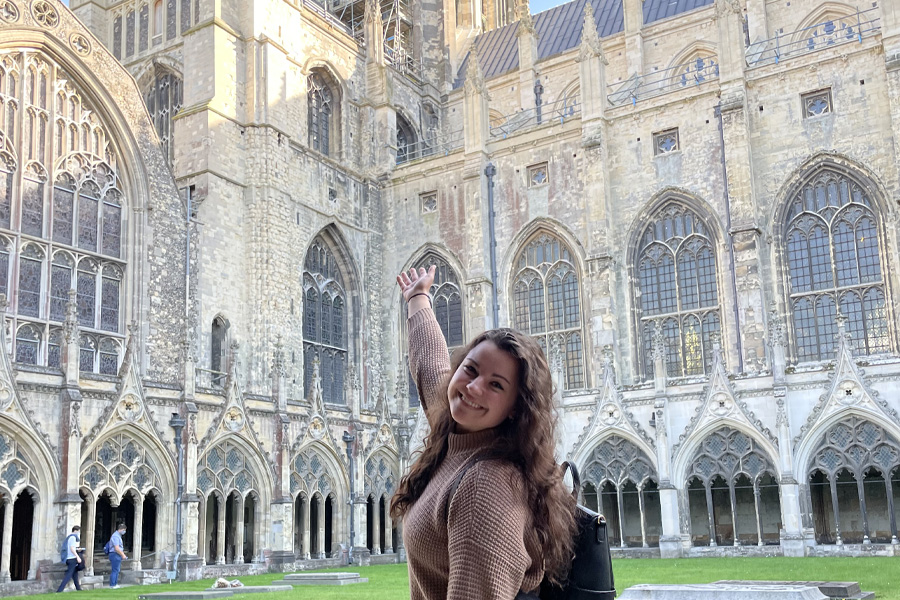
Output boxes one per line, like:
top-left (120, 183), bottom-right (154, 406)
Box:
top-left (15, 324), bottom-right (40, 365)
top-left (79, 334), bottom-right (95, 372)
top-left (303, 236), bottom-right (348, 404)
top-left (405, 252), bottom-right (464, 408)
top-left (140, 4), bottom-right (149, 52)
top-left (126, 9), bottom-right (136, 57)
top-left (113, 15), bottom-right (123, 59)
top-left (308, 72), bottom-right (335, 156)
top-left (48, 327), bottom-right (62, 368)
top-left (52, 173), bottom-right (74, 244)
top-left (636, 203), bottom-right (721, 380)
top-left (181, 0), bottom-right (192, 34)
top-left (512, 233), bottom-right (584, 389)
top-left (0, 237), bottom-right (8, 299)
top-left (785, 169), bottom-right (890, 360)
top-left (76, 259), bottom-right (96, 328)
top-left (100, 265), bottom-right (121, 332)
top-left (21, 173), bottom-right (44, 237)
top-left (99, 338), bottom-right (119, 375)
top-left (78, 180), bottom-right (99, 251)
top-left (49, 252), bottom-right (72, 321)
top-left (0, 151), bottom-right (14, 229)
top-left (17, 244), bottom-right (43, 318)
top-left (167, 0), bottom-right (177, 40)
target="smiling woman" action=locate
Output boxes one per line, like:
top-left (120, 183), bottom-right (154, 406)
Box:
top-left (391, 266), bottom-right (577, 600)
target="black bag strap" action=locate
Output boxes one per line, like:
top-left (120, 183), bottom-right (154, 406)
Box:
top-left (560, 461), bottom-right (581, 498)
top-left (443, 455), bottom-right (483, 521)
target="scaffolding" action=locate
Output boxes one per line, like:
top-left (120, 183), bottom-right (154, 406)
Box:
top-left (329, 0), bottom-right (421, 80)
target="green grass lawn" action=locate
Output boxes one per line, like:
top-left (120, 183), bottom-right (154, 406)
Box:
top-left (39, 557), bottom-right (900, 599)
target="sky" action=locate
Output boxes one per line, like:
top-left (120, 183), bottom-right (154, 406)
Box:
top-left (530, 0), bottom-right (569, 14)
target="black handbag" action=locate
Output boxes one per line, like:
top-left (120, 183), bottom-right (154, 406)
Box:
top-left (535, 461), bottom-right (615, 600)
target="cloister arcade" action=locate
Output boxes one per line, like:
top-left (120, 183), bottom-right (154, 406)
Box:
top-left (364, 452), bottom-right (399, 555)
top-left (807, 416), bottom-right (900, 545)
top-left (580, 435), bottom-right (663, 548)
top-left (79, 429), bottom-right (174, 570)
top-left (289, 445), bottom-right (344, 559)
top-left (684, 427), bottom-right (782, 547)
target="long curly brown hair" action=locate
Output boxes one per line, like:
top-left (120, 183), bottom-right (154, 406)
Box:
top-left (391, 328), bottom-right (577, 585)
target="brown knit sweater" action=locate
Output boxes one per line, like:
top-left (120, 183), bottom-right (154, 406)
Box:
top-left (403, 306), bottom-right (543, 600)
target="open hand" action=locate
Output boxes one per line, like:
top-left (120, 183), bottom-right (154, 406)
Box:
top-left (397, 266), bottom-right (436, 301)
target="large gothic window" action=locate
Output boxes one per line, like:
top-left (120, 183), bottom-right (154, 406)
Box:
top-left (636, 203), bottom-right (720, 380)
top-left (785, 169), bottom-right (889, 361)
top-left (512, 233), bottom-right (584, 389)
top-left (303, 236), bottom-right (348, 405)
top-left (308, 71), bottom-right (338, 157)
top-left (0, 52), bottom-right (126, 373)
top-left (145, 69), bottom-right (183, 166)
top-left (406, 252), bottom-right (463, 408)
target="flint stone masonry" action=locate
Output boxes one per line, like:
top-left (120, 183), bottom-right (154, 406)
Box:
top-left (618, 583), bottom-right (829, 600)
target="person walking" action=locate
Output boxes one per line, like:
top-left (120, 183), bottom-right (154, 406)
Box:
top-left (392, 266), bottom-right (577, 599)
top-left (107, 523), bottom-right (127, 589)
top-left (56, 526), bottom-right (83, 593)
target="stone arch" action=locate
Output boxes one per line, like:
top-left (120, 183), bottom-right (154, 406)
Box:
top-left (571, 430), bottom-right (657, 476)
top-left (289, 441), bottom-right (348, 505)
top-left (673, 421), bottom-right (780, 487)
top-left (500, 218), bottom-right (588, 290)
top-left (801, 414), bottom-right (900, 544)
top-left (364, 447), bottom-right (398, 500)
top-left (197, 434), bottom-right (273, 505)
top-left (80, 424), bottom-right (176, 501)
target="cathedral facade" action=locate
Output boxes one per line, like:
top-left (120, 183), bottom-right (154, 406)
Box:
top-left (0, 0), bottom-right (899, 592)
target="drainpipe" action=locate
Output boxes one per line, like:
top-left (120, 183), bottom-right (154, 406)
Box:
top-left (169, 413), bottom-right (186, 579)
top-left (485, 163), bottom-right (500, 327)
top-left (714, 102), bottom-right (745, 373)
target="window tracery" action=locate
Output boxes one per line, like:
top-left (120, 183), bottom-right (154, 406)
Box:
top-left (145, 69), bottom-right (182, 166)
top-left (308, 71), bottom-right (337, 157)
top-left (687, 427), bottom-right (775, 485)
top-left (636, 203), bottom-right (721, 379)
top-left (0, 52), bottom-right (126, 373)
top-left (81, 433), bottom-right (159, 497)
top-left (583, 436), bottom-right (657, 489)
top-left (290, 447), bottom-right (335, 497)
top-left (364, 454), bottom-right (396, 499)
top-left (197, 441), bottom-right (259, 497)
top-left (809, 417), bottom-right (899, 482)
top-left (0, 432), bottom-right (35, 498)
top-left (303, 236), bottom-right (347, 405)
top-left (512, 233), bottom-right (584, 389)
top-left (404, 252), bottom-right (463, 407)
top-left (785, 169), bottom-right (889, 361)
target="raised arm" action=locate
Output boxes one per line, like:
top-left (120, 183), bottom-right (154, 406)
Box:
top-left (397, 266), bottom-right (450, 411)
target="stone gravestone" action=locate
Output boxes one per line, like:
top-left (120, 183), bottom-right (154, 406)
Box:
top-left (715, 581), bottom-right (875, 600)
top-left (618, 582), bottom-right (828, 600)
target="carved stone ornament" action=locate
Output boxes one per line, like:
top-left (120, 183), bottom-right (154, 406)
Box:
top-left (377, 423), bottom-right (392, 444)
top-left (30, 0), bottom-right (58, 27)
top-left (224, 406), bottom-right (244, 432)
top-left (599, 402), bottom-right (621, 426)
top-left (836, 379), bottom-right (862, 406)
top-left (188, 413), bottom-right (198, 444)
top-left (309, 415), bottom-right (326, 440)
top-left (0, 378), bottom-right (11, 411)
top-left (70, 33), bottom-right (91, 57)
top-left (0, 1), bottom-right (19, 23)
top-left (710, 391), bottom-right (735, 417)
top-left (117, 394), bottom-right (143, 422)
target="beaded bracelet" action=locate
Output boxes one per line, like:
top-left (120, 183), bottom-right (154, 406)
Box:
top-left (408, 292), bottom-right (433, 306)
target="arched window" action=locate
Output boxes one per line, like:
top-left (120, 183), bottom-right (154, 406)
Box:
top-left (396, 114), bottom-right (417, 164)
top-left (512, 232), bottom-right (584, 389)
top-left (210, 316), bottom-right (228, 374)
top-left (406, 252), bottom-right (463, 407)
top-left (307, 71), bottom-right (338, 157)
top-left (303, 236), bottom-right (348, 405)
top-left (635, 203), bottom-right (720, 379)
top-left (0, 52), bottom-right (126, 371)
top-left (785, 169), bottom-right (889, 361)
top-left (153, 1), bottom-right (164, 40)
top-left (145, 69), bottom-right (182, 166)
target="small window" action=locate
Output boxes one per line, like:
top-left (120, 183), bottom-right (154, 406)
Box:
top-left (420, 191), bottom-right (437, 214)
top-left (653, 128), bottom-right (679, 155)
top-left (527, 163), bottom-right (549, 188)
top-left (802, 89), bottom-right (833, 118)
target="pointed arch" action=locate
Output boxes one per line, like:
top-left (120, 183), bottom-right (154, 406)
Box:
top-left (305, 63), bottom-right (344, 158)
top-left (628, 191), bottom-right (725, 381)
top-left (775, 155), bottom-right (893, 362)
top-left (0, 414), bottom-right (57, 503)
top-left (572, 431), bottom-right (658, 484)
top-left (197, 433), bottom-right (273, 507)
top-left (396, 110), bottom-right (418, 164)
top-left (788, 2), bottom-right (859, 53)
top-left (673, 422), bottom-right (780, 488)
top-left (664, 41), bottom-right (719, 91)
top-left (506, 221), bottom-right (587, 390)
top-left (289, 441), bottom-right (348, 504)
top-left (363, 447), bottom-right (399, 501)
top-left (302, 225), bottom-right (359, 406)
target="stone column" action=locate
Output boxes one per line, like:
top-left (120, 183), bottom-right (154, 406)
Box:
top-left (131, 496), bottom-right (144, 571)
top-left (216, 496), bottom-right (226, 564)
top-left (0, 498), bottom-right (13, 582)
top-left (316, 497), bottom-right (326, 559)
top-left (622, 0), bottom-right (644, 76)
top-left (83, 497), bottom-right (96, 573)
top-left (383, 510), bottom-right (393, 554)
top-left (58, 292), bottom-right (84, 550)
top-left (577, 0), bottom-right (609, 147)
top-left (269, 340), bottom-right (294, 568)
top-left (371, 499), bottom-right (381, 555)
top-left (234, 496), bottom-right (245, 564)
top-left (463, 47), bottom-right (490, 155)
top-left (302, 499), bottom-right (311, 560)
top-left (179, 398), bottom-right (203, 579)
top-left (515, 0), bottom-right (538, 112)
top-left (654, 401), bottom-right (683, 558)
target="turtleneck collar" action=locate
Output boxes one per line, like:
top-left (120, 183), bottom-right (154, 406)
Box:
top-left (446, 427), bottom-right (498, 457)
